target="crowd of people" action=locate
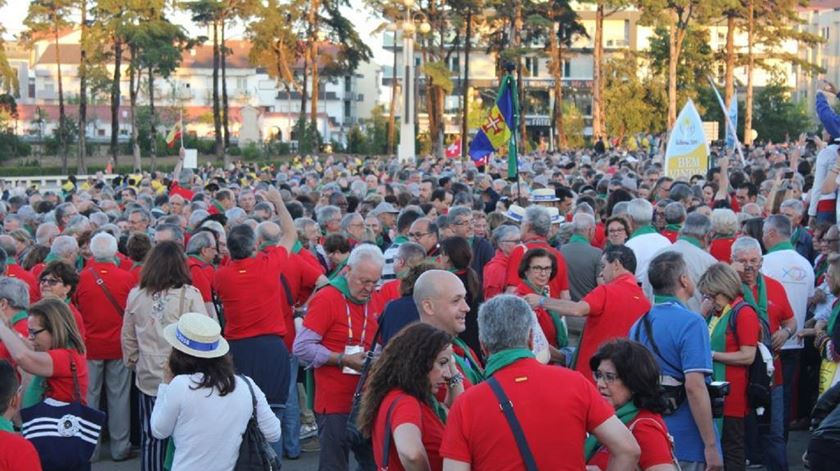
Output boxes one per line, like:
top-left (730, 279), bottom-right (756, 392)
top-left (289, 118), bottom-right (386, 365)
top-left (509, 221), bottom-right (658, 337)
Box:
top-left (6, 89), bottom-right (840, 471)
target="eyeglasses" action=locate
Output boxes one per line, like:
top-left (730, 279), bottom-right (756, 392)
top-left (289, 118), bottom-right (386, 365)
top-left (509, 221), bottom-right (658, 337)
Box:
top-left (452, 219), bottom-right (473, 226)
top-left (408, 232), bottom-right (432, 239)
top-left (528, 265), bottom-right (552, 273)
top-left (39, 278), bottom-right (62, 286)
top-left (733, 258), bottom-right (761, 267)
top-left (593, 370), bottom-right (619, 384)
top-left (28, 327), bottom-right (47, 337)
top-left (608, 228), bottom-right (626, 234)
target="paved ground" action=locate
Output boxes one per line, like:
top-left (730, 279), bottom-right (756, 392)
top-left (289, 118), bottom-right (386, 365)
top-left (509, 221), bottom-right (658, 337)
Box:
top-left (93, 432), bottom-right (811, 470)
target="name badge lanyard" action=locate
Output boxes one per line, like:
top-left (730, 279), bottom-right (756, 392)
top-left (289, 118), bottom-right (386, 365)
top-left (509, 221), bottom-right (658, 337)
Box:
top-left (346, 301), bottom-right (369, 347)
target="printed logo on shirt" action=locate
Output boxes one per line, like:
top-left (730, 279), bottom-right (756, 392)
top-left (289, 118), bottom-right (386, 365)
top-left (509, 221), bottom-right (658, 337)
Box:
top-left (781, 266), bottom-right (809, 283)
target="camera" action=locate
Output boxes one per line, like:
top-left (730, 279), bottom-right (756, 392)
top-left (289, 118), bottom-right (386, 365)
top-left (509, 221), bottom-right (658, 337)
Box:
top-left (707, 381), bottom-right (730, 419)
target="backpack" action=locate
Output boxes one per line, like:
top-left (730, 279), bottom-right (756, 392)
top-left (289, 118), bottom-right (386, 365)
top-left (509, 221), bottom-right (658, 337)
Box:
top-left (728, 301), bottom-right (773, 418)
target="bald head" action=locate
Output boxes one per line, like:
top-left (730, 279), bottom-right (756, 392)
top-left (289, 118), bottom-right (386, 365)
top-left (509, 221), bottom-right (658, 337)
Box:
top-left (413, 269), bottom-right (469, 336)
top-left (0, 235), bottom-right (16, 257)
top-left (256, 221), bottom-right (282, 246)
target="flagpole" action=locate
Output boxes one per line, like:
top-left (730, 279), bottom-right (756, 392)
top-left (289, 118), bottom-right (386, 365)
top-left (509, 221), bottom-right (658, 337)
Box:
top-left (179, 99), bottom-right (185, 149)
top-left (706, 75), bottom-right (745, 165)
top-left (505, 62), bottom-right (521, 204)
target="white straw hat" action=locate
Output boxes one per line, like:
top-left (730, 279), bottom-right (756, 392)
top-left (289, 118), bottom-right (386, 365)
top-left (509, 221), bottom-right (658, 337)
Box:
top-left (163, 313), bottom-right (229, 359)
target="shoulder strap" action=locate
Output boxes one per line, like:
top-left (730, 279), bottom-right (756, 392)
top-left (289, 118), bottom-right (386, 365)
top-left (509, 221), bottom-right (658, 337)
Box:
top-left (279, 274), bottom-right (294, 308)
top-left (727, 301), bottom-right (768, 347)
top-left (239, 374), bottom-right (258, 420)
top-left (637, 312), bottom-right (683, 379)
top-left (486, 377), bottom-right (538, 471)
top-left (628, 417), bottom-right (681, 469)
top-left (89, 268), bottom-right (124, 317)
top-left (381, 395), bottom-right (404, 468)
top-left (351, 324), bottom-right (383, 402)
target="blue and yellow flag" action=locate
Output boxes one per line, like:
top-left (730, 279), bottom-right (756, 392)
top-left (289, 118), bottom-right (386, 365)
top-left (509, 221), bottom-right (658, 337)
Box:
top-left (469, 75), bottom-right (517, 176)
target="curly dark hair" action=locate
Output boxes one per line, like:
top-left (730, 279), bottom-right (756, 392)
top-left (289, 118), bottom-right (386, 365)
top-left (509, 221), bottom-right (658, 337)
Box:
top-left (168, 348), bottom-right (236, 396)
top-left (40, 260), bottom-right (80, 297)
top-left (357, 323), bottom-right (452, 437)
top-left (589, 339), bottom-right (668, 414)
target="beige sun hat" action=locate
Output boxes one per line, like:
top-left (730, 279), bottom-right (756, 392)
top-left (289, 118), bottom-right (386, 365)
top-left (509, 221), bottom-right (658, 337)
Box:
top-left (163, 313), bottom-right (230, 359)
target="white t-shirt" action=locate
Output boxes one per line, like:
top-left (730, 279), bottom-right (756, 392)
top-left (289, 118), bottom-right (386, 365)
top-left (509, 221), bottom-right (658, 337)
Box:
top-left (809, 144), bottom-right (838, 217)
top-left (626, 232), bottom-right (672, 281)
top-left (151, 373), bottom-right (281, 470)
top-left (761, 249), bottom-right (815, 350)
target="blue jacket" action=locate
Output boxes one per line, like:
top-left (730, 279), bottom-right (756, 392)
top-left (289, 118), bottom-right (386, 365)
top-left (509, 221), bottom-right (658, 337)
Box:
top-left (817, 92), bottom-right (840, 140)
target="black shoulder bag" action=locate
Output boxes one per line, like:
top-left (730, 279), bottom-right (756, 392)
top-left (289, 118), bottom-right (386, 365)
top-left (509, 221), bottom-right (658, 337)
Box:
top-left (379, 396), bottom-right (404, 470)
top-left (346, 325), bottom-right (383, 447)
top-left (235, 375), bottom-right (281, 471)
top-left (486, 376), bottom-right (538, 471)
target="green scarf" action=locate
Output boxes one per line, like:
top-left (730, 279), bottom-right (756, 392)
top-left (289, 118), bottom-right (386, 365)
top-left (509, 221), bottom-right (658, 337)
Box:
top-left (392, 235), bottom-right (409, 245)
top-left (817, 256), bottom-right (829, 283)
top-left (584, 401), bottom-right (639, 461)
top-left (678, 235), bottom-right (703, 248)
top-left (484, 348), bottom-right (535, 378)
top-left (9, 310), bottom-right (27, 326)
top-left (5, 257), bottom-right (15, 266)
top-left (568, 234), bottom-right (590, 245)
top-left (665, 223), bottom-right (682, 233)
top-left (791, 226), bottom-right (803, 246)
top-left (43, 253), bottom-right (61, 264)
top-left (452, 337), bottom-right (485, 384)
top-left (828, 300), bottom-right (840, 340)
top-left (22, 376), bottom-right (47, 408)
top-left (328, 258), bottom-right (349, 280)
top-left (327, 275), bottom-right (367, 305)
top-left (767, 241), bottom-right (795, 254)
top-left (292, 240), bottom-right (304, 254)
top-left (653, 294), bottom-right (684, 306)
top-left (630, 225), bottom-right (658, 239)
top-left (93, 258), bottom-right (121, 268)
top-left (708, 304), bottom-right (735, 384)
top-left (430, 396), bottom-right (448, 424)
top-left (0, 415), bottom-right (14, 433)
top-left (524, 281), bottom-right (568, 348)
top-left (211, 200), bottom-right (225, 213)
top-left (742, 276), bottom-right (768, 323)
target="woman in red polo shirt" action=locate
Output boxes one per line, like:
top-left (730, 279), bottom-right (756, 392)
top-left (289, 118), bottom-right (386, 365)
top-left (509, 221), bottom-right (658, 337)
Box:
top-left (0, 297), bottom-right (88, 408)
top-left (358, 323), bottom-right (459, 471)
top-left (585, 339), bottom-right (676, 470)
top-left (698, 263), bottom-right (760, 471)
top-left (515, 248), bottom-right (567, 364)
top-left (37, 260), bottom-right (87, 342)
top-left (709, 209), bottom-right (738, 262)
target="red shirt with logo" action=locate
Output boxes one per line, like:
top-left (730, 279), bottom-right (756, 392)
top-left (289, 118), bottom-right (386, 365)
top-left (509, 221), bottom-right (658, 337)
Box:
top-left (74, 261), bottom-right (135, 360)
top-left (303, 285), bottom-right (382, 414)
top-left (440, 359), bottom-right (614, 470)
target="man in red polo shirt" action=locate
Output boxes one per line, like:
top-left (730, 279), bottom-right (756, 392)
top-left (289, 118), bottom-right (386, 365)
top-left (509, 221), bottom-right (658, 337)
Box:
top-left (526, 245), bottom-right (651, 382)
top-left (184, 230), bottom-right (218, 317)
top-left (731, 236), bottom-right (796, 470)
top-left (293, 244), bottom-right (386, 471)
top-left (0, 236), bottom-right (39, 303)
top-left (505, 206), bottom-right (570, 300)
top-left (213, 188), bottom-right (297, 458)
top-left (0, 360), bottom-right (42, 470)
top-left (0, 278), bottom-right (30, 363)
top-left (441, 295), bottom-right (640, 470)
top-left (74, 232), bottom-right (136, 461)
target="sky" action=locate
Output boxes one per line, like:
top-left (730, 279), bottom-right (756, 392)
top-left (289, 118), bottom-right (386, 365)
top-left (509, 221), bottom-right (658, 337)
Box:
top-left (0, 0), bottom-right (393, 66)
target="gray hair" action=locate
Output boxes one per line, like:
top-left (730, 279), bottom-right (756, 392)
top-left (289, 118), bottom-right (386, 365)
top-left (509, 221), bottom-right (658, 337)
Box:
top-left (225, 207), bottom-right (248, 226)
top-left (186, 231), bottom-right (217, 255)
top-left (256, 221), bottom-right (281, 244)
top-left (780, 199), bottom-right (804, 214)
top-left (575, 202), bottom-right (595, 216)
top-left (478, 295), bottom-right (534, 354)
top-left (0, 277), bottom-right (29, 310)
top-left (200, 221), bottom-right (226, 240)
top-left (0, 235), bottom-right (16, 257)
top-left (572, 212), bottom-right (595, 235)
top-left (90, 233), bottom-right (118, 260)
top-left (647, 251), bottom-right (688, 295)
top-left (764, 214), bottom-right (792, 238)
top-left (317, 205), bottom-right (341, 231)
top-left (664, 202), bottom-right (686, 224)
top-left (491, 224), bottom-right (520, 248)
top-left (155, 224), bottom-right (184, 245)
top-left (710, 208), bottom-right (738, 236)
top-left (731, 236), bottom-right (763, 259)
top-left (447, 206), bottom-right (472, 222)
top-left (295, 217), bottom-right (319, 239)
top-left (395, 241), bottom-right (427, 265)
top-left (340, 213), bottom-right (363, 232)
top-left (50, 235), bottom-right (79, 259)
top-left (347, 244), bottom-right (385, 269)
top-left (627, 198), bottom-right (654, 226)
top-left (127, 207), bottom-right (151, 223)
top-left (188, 210), bottom-right (210, 229)
top-left (523, 206), bottom-right (551, 237)
top-left (89, 212), bottom-right (110, 228)
top-left (35, 222), bottom-right (60, 246)
top-left (680, 213), bottom-right (712, 240)
top-left (612, 201), bottom-right (630, 217)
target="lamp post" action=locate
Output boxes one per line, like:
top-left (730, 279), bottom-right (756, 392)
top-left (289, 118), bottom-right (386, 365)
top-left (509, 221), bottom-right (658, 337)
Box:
top-left (395, 0), bottom-right (430, 165)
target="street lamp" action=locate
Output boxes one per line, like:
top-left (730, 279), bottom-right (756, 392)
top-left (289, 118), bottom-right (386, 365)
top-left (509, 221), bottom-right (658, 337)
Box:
top-left (393, 0), bottom-right (430, 165)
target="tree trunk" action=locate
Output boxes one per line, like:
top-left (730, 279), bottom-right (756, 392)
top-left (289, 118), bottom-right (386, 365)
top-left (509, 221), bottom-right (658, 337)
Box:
top-left (110, 36), bottom-right (122, 164)
top-left (54, 26), bottom-right (67, 173)
top-left (221, 18), bottom-right (230, 149)
top-left (77, 0), bottom-right (87, 174)
top-left (514, 0), bottom-right (525, 154)
top-left (130, 45), bottom-right (141, 172)
top-left (551, 20), bottom-right (566, 150)
top-left (460, 9), bottom-right (471, 159)
top-left (149, 66), bottom-right (157, 171)
top-left (745, 0), bottom-right (754, 146)
top-left (667, 16), bottom-right (678, 129)
top-left (724, 12), bottom-right (735, 110)
top-left (212, 21), bottom-right (224, 164)
top-left (309, 0), bottom-right (320, 148)
top-left (299, 52), bottom-right (308, 122)
top-left (387, 32), bottom-right (397, 155)
top-left (592, 3), bottom-right (604, 140)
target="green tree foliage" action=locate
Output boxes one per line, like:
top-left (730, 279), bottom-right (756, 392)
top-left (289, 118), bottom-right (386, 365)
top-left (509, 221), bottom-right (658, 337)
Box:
top-left (647, 25), bottom-right (713, 113)
top-left (248, 0), bottom-right (305, 90)
top-left (0, 0), bottom-right (17, 94)
top-left (603, 51), bottom-right (668, 140)
top-left (751, 79), bottom-right (813, 143)
top-left (562, 102), bottom-right (585, 148)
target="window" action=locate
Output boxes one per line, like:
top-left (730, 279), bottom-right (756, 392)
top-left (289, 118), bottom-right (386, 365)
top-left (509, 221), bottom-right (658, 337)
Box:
top-left (344, 76), bottom-right (352, 93)
top-left (236, 77), bottom-right (247, 91)
top-left (563, 61), bottom-right (570, 78)
top-left (344, 100), bottom-right (351, 119)
top-left (28, 78), bottom-right (35, 98)
top-left (448, 56), bottom-right (460, 74)
top-left (822, 27), bottom-right (830, 41)
top-left (525, 57), bottom-right (539, 76)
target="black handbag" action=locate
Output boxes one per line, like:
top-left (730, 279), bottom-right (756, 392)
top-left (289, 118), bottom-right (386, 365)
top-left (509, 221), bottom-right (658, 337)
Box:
top-left (234, 375), bottom-right (281, 471)
top-left (20, 359), bottom-right (106, 471)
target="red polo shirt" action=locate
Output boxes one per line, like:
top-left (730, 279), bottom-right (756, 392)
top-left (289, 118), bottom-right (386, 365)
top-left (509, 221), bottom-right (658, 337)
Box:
top-left (213, 246), bottom-right (290, 340)
top-left (440, 359), bottom-right (614, 470)
top-left (482, 251), bottom-right (508, 301)
top-left (169, 182), bottom-right (194, 201)
top-left (709, 237), bottom-right (736, 263)
top-left (74, 261), bottom-right (135, 360)
top-left (505, 238), bottom-right (569, 297)
top-left (0, 312), bottom-right (28, 363)
top-left (187, 256), bottom-right (214, 302)
top-left (374, 389), bottom-right (445, 471)
top-left (6, 263), bottom-right (39, 304)
top-left (68, 302), bottom-right (86, 343)
top-left (376, 279), bottom-right (401, 308)
top-left (46, 348), bottom-right (89, 404)
top-left (587, 410), bottom-right (672, 470)
top-left (748, 275), bottom-right (794, 385)
top-left (516, 283), bottom-right (563, 349)
top-left (274, 251), bottom-right (323, 351)
top-left (591, 222), bottom-right (606, 249)
top-left (661, 229), bottom-right (679, 243)
top-left (0, 431), bottom-right (42, 470)
top-left (577, 273), bottom-right (651, 382)
top-left (303, 285), bottom-right (383, 414)
top-left (715, 299), bottom-right (760, 418)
